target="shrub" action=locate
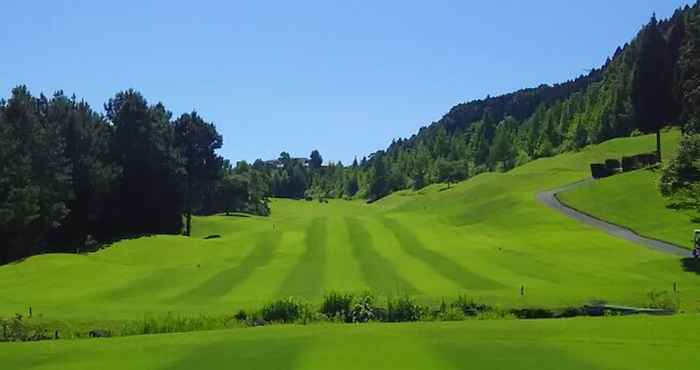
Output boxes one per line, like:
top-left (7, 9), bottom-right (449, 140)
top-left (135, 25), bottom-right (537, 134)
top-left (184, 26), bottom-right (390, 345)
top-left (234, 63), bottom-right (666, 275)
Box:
top-left (350, 292), bottom-right (377, 323)
top-left (605, 159), bottom-right (621, 173)
top-left (434, 306), bottom-right (466, 321)
top-left (451, 295), bottom-right (491, 316)
top-left (646, 290), bottom-right (678, 311)
top-left (321, 292), bottom-right (354, 322)
top-left (0, 314), bottom-right (53, 342)
top-left (386, 295), bottom-right (423, 322)
top-left (233, 309), bottom-right (248, 321)
top-left (621, 156), bottom-right (641, 172)
top-left (590, 163), bottom-right (610, 179)
top-left (260, 298), bottom-right (310, 323)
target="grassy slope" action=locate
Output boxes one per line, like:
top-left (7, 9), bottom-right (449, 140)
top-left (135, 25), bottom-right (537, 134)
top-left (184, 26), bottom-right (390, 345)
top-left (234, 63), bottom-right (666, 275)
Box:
top-left (558, 131), bottom-right (698, 248)
top-left (2, 315), bottom-right (700, 370)
top-left (1, 131), bottom-right (699, 322)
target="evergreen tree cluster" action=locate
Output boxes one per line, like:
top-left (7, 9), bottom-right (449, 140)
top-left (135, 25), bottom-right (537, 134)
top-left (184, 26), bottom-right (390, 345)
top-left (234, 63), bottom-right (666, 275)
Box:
top-left (260, 4), bottom-right (700, 202)
top-left (0, 87), bottom-right (264, 263)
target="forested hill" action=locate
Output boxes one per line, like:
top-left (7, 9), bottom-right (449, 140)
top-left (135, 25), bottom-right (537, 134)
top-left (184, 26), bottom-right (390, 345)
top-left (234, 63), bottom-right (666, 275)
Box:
top-left (257, 3), bottom-right (698, 202)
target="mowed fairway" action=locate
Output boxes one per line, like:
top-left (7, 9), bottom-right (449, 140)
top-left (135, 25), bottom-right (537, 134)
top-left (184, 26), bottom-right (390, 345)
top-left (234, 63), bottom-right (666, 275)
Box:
top-left (2, 315), bottom-right (700, 370)
top-left (1, 131), bottom-right (700, 321)
top-left (558, 149), bottom-right (699, 249)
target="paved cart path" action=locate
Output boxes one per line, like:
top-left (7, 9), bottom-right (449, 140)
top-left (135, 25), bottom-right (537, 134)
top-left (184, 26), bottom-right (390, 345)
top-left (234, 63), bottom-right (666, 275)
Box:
top-left (537, 179), bottom-right (690, 257)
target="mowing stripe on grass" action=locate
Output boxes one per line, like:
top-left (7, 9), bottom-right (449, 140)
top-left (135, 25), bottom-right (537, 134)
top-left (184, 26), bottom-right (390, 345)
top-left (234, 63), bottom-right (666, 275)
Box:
top-left (175, 232), bottom-right (284, 301)
top-left (345, 217), bottom-right (418, 294)
top-left (278, 218), bottom-right (327, 297)
top-left (380, 216), bottom-right (504, 290)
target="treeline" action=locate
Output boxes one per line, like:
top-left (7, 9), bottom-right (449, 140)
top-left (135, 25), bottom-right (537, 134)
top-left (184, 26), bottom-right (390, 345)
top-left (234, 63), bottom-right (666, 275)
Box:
top-left (661, 4), bottom-right (700, 208)
top-left (253, 4), bottom-right (700, 202)
top-left (0, 88), bottom-right (267, 263)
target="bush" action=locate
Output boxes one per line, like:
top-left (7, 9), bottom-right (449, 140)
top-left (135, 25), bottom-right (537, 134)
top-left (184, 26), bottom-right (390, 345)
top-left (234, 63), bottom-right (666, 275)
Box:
top-left (434, 306), bottom-right (466, 321)
top-left (260, 298), bottom-right (310, 323)
top-left (451, 295), bottom-right (491, 316)
top-left (622, 152), bottom-right (659, 172)
top-left (321, 292), bottom-right (354, 322)
top-left (386, 295), bottom-right (423, 322)
top-left (233, 309), bottom-right (248, 321)
top-left (590, 163), bottom-right (610, 179)
top-left (0, 314), bottom-right (53, 342)
top-left (605, 159), bottom-right (621, 173)
top-left (621, 156), bottom-right (641, 172)
top-left (646, 290), bottom-right (678, 311)
top-left (350, 292), bottom-right (377, 323)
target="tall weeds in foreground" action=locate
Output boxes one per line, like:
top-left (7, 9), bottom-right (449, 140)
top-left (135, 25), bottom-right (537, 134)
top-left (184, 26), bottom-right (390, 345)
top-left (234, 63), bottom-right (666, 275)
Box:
top-left (120, 314), bottom-right (235, 336)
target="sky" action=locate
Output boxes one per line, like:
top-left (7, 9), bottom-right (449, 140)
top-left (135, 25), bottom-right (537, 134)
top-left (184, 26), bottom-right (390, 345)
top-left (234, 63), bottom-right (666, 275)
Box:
top-left (0, 0), bottom-right (694, 164)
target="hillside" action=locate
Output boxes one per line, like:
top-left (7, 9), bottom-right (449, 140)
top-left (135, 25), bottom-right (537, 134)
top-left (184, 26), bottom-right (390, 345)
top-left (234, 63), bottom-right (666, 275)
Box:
top-left (1, 131), bottom-right (698, 322)
top-left (256, 3), bottom-right (700, 203)
top-left (558, 131), bottom-right (698, 248)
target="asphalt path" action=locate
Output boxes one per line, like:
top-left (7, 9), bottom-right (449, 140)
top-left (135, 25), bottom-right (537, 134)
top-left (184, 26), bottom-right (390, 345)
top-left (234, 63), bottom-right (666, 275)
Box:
top-left (537, 178), bottom-right (690, 257)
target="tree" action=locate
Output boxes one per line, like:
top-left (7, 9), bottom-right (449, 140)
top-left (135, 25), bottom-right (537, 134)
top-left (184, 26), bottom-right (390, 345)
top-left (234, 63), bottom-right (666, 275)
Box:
top-left (309, 150), bottom-right (323, 170)
top-left (434, 159), bottom-right (467, 188)
top-left (367, 152), bottom-right (388, 201)
top-left (174, 112), bottom-right (223, 236)
top-left (105, 90), bottom-right (185, 235)
top-left (632, 15), bottom-right (677, 160)
top-left (0, 86), bottom-right (72, 262)
top-left (48, 93), bottom-right (120, 247)
top-left (660, 133), bottom-right (700, 208)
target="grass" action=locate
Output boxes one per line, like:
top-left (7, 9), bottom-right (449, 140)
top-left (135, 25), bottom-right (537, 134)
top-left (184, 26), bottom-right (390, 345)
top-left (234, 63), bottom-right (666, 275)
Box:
top-left (2, 315), bottom-right (700, 370)
top-left (1, 130), bottom-right (700, 323)
top-left (558, 133), bottom-right (699, 249)
top-left (3, 130), bottom-right (700, 367)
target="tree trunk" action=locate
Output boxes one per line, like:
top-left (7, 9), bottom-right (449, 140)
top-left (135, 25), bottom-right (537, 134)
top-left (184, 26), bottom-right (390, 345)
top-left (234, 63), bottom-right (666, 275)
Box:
top-left (656, 129), bottom-right (662, 162)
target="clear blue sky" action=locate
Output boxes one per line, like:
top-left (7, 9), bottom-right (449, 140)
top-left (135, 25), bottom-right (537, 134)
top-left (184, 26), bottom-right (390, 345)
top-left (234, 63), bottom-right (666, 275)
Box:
top-left (0, 0), bottom-right (693, 164)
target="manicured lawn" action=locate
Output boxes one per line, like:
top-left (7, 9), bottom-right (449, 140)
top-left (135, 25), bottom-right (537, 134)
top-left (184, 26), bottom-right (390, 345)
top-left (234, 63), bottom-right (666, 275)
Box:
top-left (2, 315), bottom-right (700, 370)
top-left (558, 154), bottom-right (699, 249)
top-left (1, 130), bottom-right (699, 323)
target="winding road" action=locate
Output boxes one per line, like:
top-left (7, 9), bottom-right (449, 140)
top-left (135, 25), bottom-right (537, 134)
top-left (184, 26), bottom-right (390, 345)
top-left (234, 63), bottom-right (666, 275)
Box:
top-left (537, 179), bottom-right (690, 257)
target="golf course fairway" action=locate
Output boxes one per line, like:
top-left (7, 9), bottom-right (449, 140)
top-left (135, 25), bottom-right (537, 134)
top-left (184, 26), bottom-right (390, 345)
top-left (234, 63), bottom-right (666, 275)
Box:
top-left (1, 131), bottom-right (699, 321)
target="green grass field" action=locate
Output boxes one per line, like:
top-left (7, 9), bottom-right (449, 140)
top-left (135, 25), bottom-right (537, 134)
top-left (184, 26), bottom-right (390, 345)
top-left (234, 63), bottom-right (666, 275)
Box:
top-left (1, 130), bottom-right (698, 321)
top-left (2, 131), bottom-right (700, 369)
top-left (558, 131), bottom-right (699, 249)
top-left (2, 315), bottom-right (700, 370)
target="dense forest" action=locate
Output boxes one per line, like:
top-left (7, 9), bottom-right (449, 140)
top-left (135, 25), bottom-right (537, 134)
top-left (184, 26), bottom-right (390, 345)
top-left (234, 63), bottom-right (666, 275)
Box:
top-left (257, 4), bottom-right (700, 202)
top-left (3, 4), bottom-right (700, 263)
top-left (0, 89), bottom-right (268, 263)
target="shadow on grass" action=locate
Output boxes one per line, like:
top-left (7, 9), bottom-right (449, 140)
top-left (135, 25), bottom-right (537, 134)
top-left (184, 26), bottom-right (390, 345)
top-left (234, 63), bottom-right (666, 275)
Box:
top-left (681, 258), bottom-right (700, 275)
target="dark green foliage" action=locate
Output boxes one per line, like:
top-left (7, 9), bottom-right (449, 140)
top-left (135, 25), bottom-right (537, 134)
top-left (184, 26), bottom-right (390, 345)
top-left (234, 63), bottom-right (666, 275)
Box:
top-left (0, 87), bottom-right (72, 262)
top-left (451, 295), bottom-right (491, 316)
top-left (591, 163), bottom-right (611, 179)
top-left (0, 315), bottom-right (53, 342)
top-left (0, 86), bottom-right (254, 263)
top-left (260, 298), bottom-right (310, 323)
top-left (386, 295), bottom-right (423, 322)
top-left (660, 133), bottom-right (700, 207)
top-left (350, 292), bottom-right (377, 323)
top-left (46, 92), bottom-right (120, 248)
top-left (320, 291), bottom-right (354, 322)
top-left (106, 90), bottom-right (185, 235)
top-left (173, 112), bottom-right (223, 235)
top-left (605, 159), bottom-right (622, 173)
top-left (621, 152), bottom-right (660, 172)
